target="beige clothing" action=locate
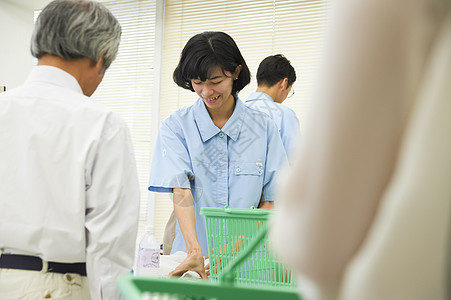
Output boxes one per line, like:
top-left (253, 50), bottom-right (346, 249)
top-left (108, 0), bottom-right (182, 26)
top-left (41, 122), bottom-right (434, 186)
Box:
top-left (271, 0), bottom-right (451, 299)
top-left (0, 269), bottom-right (90, 300)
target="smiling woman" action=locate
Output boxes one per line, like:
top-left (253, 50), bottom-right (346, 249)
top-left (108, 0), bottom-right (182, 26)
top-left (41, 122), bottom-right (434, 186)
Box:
top-left (148, 31), bottom-right (288, 279)
top-left (173, 31), bottom-right (249, 128)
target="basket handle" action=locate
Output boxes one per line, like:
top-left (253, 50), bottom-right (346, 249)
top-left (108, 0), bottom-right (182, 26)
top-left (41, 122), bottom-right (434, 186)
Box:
top-left (219, 223), bottom-right (269, 284)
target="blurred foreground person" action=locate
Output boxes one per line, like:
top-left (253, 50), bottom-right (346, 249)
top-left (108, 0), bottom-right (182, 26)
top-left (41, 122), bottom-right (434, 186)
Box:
top-left (271, 0), bottom-right (451, 299)
top-left (0, 1), bottom-right (140, 299)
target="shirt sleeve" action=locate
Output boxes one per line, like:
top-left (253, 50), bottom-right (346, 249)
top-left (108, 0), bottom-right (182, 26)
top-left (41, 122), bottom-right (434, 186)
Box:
top-left (262, 119), bottom-right (288, 201)
top-left (280, 108), bottom-right (301, 162)
top-left (84, 113), bottom-right (140, 300)
top-left (148, 116), bottom-right (192, 193)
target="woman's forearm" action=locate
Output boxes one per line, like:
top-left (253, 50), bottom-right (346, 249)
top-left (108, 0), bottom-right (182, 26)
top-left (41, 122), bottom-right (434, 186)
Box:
top-left (172, 188), bottom-right (201, 253)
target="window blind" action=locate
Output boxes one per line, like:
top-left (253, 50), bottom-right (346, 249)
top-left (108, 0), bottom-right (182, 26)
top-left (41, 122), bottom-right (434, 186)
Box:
top-left (161, 0), bottom-right (330, 120)
top-left (92, 0), bottom-right (157, 238)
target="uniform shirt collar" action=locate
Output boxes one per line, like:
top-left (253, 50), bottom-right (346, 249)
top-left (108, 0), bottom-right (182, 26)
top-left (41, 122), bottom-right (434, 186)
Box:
top-left (246, 92), bottom-right (275, 103)
top-left (25, 65), bottom-right (84, 95)
top-left (193, 97), bottom-right (246, 142)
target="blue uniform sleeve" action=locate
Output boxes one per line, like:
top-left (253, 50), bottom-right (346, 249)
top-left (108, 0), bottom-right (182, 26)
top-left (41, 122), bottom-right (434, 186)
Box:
top-left (280, 109), bottom-right (301, 162)
top-left (263, 119), bottom-right (289, 201)
top-left (148, 116), bottom-right (193, 193)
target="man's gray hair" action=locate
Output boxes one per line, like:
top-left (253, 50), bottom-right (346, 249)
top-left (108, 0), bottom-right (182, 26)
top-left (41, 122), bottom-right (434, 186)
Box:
top-left (31, 0), bottom-right (121, 70)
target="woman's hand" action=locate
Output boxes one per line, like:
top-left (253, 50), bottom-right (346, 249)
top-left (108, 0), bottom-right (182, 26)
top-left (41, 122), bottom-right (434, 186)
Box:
top-left (168, 249), bottom-right (208, 279)
top-left (171, 188), bottom-right (208, 278)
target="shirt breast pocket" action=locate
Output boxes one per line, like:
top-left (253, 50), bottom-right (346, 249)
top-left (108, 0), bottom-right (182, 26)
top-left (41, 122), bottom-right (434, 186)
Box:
top-left (234, 162), bottom-right (264, 176)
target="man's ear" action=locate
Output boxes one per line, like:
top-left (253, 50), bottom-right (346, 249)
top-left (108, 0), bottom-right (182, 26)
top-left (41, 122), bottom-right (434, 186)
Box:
top-left (95, 54), bottom-right (105, 75)
top-left (278, 77), bottom-right (289, 90)
top-left (283, 77), bottom-right (289, 89)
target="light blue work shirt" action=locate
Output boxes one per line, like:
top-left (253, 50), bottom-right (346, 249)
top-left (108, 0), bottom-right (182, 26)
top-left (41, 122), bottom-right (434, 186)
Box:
top-left (148, 97), bottom-right (288, 255)
top-left (246, 92), bottom-right (301, 162)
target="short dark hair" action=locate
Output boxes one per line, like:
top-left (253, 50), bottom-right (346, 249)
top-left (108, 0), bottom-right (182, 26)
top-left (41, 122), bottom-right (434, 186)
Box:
top-left (256, 54), bottom-right (296, 88)
top-left (173, 31), bottom-right (251, 95)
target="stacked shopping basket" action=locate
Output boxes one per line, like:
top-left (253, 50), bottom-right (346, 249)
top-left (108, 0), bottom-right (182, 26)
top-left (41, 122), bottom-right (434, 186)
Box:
top-left (118, 206), bottom-right (301, 299)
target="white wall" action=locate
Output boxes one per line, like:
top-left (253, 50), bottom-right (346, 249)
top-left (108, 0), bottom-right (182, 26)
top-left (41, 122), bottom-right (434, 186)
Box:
top-left (0, 1), bottom-right (36, 90)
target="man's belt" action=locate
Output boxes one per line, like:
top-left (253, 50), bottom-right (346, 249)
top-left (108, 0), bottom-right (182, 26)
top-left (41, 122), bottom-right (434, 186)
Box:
top-left (0, 253), bottom-right (86, 276)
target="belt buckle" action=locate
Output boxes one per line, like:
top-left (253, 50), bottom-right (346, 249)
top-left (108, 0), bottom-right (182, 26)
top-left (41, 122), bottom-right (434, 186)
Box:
top-left (40, 258), bottom-right (49, 273)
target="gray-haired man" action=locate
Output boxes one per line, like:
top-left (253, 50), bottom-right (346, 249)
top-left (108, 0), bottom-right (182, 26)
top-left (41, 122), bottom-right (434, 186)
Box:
top-left (0, 1), bottom-right (139, 299)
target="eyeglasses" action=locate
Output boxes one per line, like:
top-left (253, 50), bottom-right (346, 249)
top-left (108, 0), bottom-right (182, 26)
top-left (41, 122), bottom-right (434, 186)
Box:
top-left (287, 86), bottom-right (295, 98)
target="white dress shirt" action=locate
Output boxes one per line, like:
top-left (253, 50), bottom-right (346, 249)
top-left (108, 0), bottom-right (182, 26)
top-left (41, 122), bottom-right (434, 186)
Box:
top-left (0, 66), bottom-right (140, 299)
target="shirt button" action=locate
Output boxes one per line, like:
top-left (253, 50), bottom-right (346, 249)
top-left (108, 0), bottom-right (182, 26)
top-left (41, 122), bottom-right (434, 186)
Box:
top-left (236, 167), bottom-right (241, 173)
top-left (218, 132), bottom-right (224, 138)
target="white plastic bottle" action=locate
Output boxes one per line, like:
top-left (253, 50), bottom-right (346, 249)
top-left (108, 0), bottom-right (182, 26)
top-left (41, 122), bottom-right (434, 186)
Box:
top-left (135, 225), bottom-right (161, 277)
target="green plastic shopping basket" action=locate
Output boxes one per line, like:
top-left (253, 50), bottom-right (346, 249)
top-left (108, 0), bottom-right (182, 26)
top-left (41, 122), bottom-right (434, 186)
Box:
top-left (118, 224), bottom-right (301, 299)
top-left (200, 206), bottom-right (293, 287)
